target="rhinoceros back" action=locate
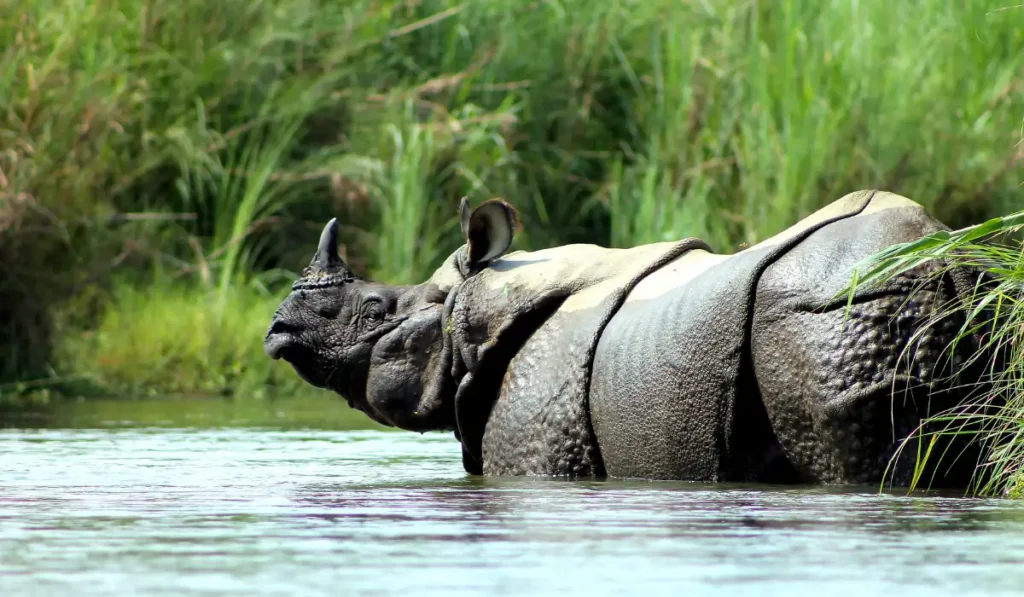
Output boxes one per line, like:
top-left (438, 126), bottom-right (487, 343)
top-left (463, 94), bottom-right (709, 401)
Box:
top-left (589, 190), bottom-right (890, 482)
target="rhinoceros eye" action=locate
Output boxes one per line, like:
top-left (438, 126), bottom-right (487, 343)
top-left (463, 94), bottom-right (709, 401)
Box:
top-left (362, 300), bottom-right (384, 328)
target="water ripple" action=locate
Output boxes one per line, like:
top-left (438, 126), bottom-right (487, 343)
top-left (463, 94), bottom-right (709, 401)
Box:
top-left (2, 429), bottom-right (1024, 596)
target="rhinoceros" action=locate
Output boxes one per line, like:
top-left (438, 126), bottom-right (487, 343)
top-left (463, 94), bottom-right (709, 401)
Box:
top-left (264, 190), bottom-right (988, 487)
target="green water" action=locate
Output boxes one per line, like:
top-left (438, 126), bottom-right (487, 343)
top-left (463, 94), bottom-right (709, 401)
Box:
top-left (3, 397), bottom-right (1024, 596)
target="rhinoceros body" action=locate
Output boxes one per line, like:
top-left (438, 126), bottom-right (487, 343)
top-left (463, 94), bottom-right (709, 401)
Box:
top-left (264, 190), bottom-right (987, 487)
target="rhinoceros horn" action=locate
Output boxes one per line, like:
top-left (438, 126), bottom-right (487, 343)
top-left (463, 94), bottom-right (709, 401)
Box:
top-left (309, 217), bottom-right (350, 273)
top-left (292, 218), bottom-right (356, 290)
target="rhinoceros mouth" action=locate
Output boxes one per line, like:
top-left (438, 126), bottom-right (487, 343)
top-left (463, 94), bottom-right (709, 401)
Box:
top-left (263, 333), bottom-right (294, 360)
top-left (263, 331), bottom-right (328, 390)
top-left (264, 316), bottom-right (305, 360)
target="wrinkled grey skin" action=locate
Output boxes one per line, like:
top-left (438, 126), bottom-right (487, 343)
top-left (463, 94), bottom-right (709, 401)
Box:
top-left (265, 192), bottom-right (990, 488)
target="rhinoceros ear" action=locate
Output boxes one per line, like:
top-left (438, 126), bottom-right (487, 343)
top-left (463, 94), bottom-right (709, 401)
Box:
top-left (460, 197), bottom-right (520, 267)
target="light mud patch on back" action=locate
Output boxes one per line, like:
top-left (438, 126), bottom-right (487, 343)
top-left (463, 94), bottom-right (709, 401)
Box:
top-left (623, 249), bottom-right (728, 304)
top-left (742, 189), bottom-right (924, 254)
top-left (743, 189), bottom-right (923, 256)
top-left (447, 240), bottom-right (700, 375)
top-left (612, 191), bottom-right (918, 308)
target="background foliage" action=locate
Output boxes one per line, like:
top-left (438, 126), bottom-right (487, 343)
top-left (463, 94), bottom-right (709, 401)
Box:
top-left (1, 0), bottom-right (1022, 399)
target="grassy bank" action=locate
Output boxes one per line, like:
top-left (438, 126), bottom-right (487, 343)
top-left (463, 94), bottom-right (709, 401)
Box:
top-left (54, 281), bottom-right (311, 399)
top-left (1, 0), bottom-right (1022, 400)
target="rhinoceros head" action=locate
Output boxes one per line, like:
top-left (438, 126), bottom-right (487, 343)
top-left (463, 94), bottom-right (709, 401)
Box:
top-left (263, 198), bottom-right (519, 431)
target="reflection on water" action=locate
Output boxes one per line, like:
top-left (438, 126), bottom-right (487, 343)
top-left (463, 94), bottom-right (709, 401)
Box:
top-left (2, 400), bottom-right (1024, 596)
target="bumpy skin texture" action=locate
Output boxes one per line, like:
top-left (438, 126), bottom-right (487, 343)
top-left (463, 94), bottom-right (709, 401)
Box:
top-left (589, 192), bottom-right (983, 485)
top-left (750, 207), bottom-right (979, 486)
top-left (481, 309), bottom-right (601, 476)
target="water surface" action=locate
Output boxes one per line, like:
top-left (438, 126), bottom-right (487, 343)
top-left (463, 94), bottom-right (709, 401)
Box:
top-left (2, 398), bottom-right (1024, 596)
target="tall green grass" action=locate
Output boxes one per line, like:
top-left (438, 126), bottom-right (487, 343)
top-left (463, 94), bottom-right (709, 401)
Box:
top-left (55, 280), bottom-right (313, 399)
top-left (847, 210), bottom-right (1024, 497)
top-left (1, 0), bottom-right (1022, 399)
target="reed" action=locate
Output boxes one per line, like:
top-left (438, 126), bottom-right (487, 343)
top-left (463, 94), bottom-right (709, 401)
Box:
top-left (846, 210), bottom-right (1024, 496)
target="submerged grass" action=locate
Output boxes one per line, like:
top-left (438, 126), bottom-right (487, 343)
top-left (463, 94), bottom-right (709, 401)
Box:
top-left (1, 0), bottom-right (1023, 403)
top-left (847, 211), bottom-right (1024, 497)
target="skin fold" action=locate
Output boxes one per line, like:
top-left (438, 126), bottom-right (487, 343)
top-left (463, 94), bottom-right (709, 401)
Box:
top-left (264, 191), bottom-right (991, 488)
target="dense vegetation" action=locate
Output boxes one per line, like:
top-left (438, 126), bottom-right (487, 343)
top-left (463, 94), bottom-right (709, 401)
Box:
top-left (1, 0), bottom-right (1021, 412)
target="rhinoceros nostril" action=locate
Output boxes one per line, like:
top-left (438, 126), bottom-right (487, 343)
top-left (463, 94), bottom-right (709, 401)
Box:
top-left (268, 320), bottom-right (299, 336)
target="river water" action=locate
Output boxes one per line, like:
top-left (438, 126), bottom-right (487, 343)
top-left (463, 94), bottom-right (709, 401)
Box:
top-left (3, 397), bottom-right (1024, 596)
